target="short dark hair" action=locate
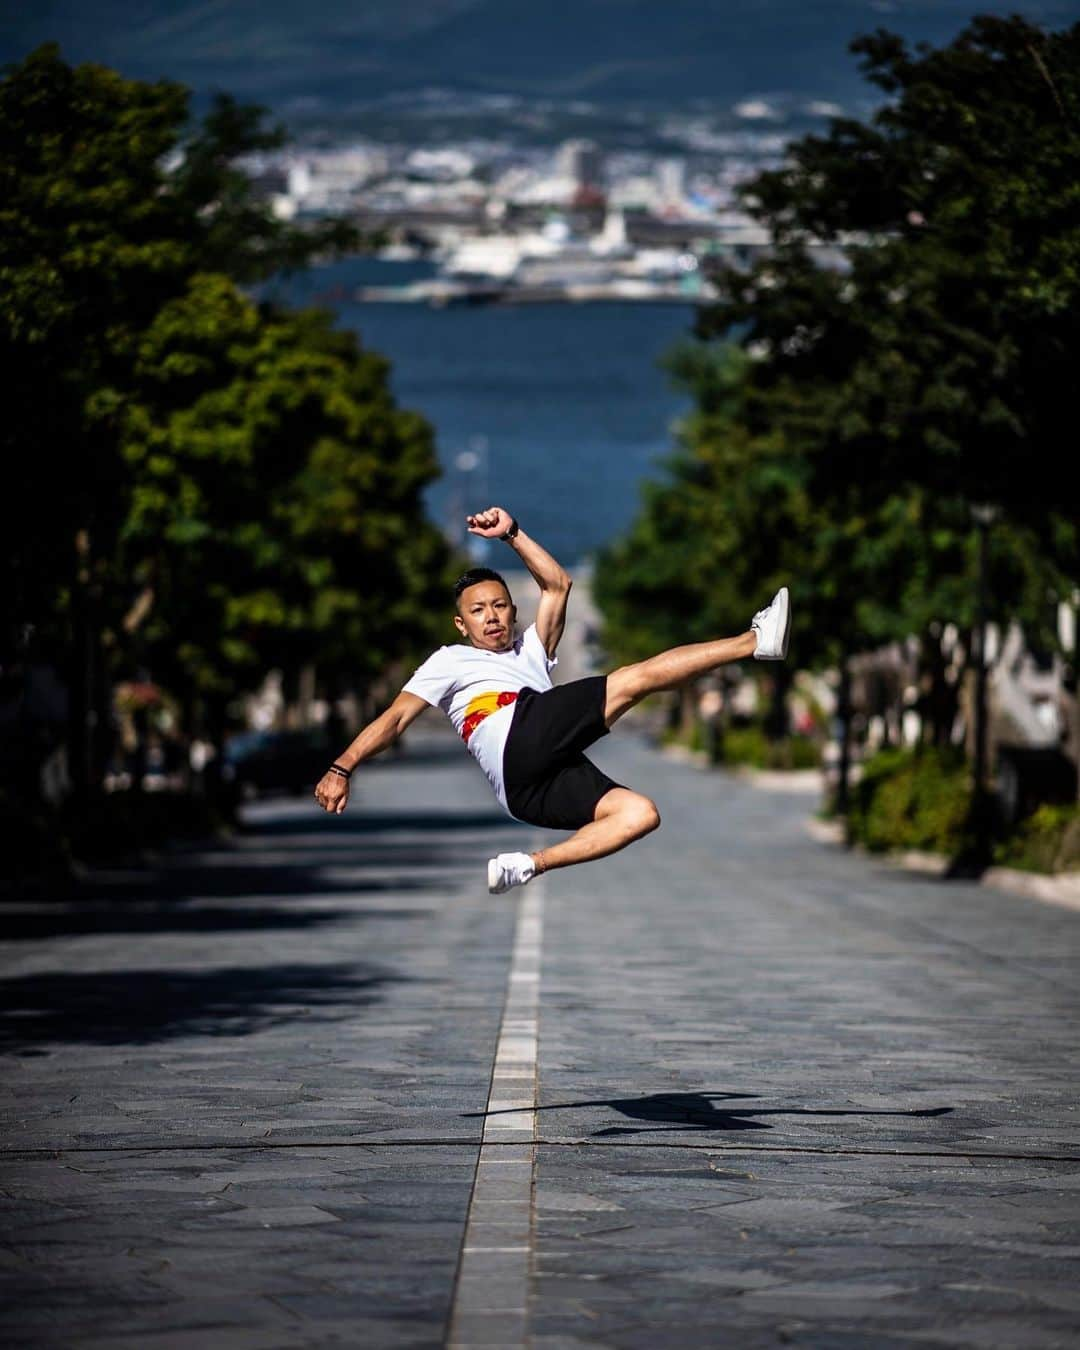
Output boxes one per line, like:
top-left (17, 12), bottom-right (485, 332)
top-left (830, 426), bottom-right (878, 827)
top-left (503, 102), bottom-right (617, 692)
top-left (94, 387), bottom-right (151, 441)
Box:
top-left (454, 567), bottom-right (512, 607)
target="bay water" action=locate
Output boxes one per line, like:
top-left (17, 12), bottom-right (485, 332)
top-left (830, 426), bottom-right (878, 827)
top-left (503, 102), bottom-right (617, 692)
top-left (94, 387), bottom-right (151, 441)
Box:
top-left (269, 258), bottom-right (696, 564)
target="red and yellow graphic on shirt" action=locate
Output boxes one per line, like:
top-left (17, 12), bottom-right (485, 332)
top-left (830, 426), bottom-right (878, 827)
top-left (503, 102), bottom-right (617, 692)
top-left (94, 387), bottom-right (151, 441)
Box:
top-left (461, 690), bottom-right (518, 744)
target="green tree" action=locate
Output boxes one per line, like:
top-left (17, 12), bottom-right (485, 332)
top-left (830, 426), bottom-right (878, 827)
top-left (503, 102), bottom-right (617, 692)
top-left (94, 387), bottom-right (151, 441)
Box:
top-left (1, 48), bottom-right (359, 638)
top-left (702, 14), bottom-right (1079, 800)
top-left (0, 45), bottom-right (442, 805)
top-left (596, 343), bottom-right (820, 740)
top-left (699, 14), bottom-right (1079, 574)
top-left (598, 16), bottom-right (1078, 801)
top-left (116, 272), bottom-right (451, 754)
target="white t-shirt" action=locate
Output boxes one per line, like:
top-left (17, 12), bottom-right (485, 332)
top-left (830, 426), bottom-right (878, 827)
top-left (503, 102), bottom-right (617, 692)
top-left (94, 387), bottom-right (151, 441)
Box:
top-left (402, 623), bottom-right (556, 811)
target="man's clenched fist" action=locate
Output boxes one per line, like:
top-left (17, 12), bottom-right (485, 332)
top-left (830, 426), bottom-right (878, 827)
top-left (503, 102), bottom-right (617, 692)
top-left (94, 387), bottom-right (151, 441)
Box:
top-left (314, 770), bottom-right (350, 814)
top-left (466, 506), bottom-right (514, 539)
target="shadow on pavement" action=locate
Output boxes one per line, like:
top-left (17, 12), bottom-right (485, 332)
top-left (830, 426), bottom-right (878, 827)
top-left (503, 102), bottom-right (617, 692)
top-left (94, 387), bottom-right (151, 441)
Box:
top-left (0, 904), bottom-right (432, 943)
top-left (5, 804), bottom-right (511, 911)
top-left (467, 1091), bottom-right (954, 1136)
top-left (245, 809), bottom-right (520, 838)
top-left (0, 961), bottom-right (408, 1048)
top-left (64, 866), bottom-right (443, 904)
top-left (0, 796), bottom-right (481, 1048)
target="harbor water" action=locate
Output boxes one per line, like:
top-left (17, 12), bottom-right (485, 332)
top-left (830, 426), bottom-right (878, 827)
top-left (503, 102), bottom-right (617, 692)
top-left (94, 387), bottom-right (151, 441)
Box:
top-left (267, 258), bottom-right (696, 564)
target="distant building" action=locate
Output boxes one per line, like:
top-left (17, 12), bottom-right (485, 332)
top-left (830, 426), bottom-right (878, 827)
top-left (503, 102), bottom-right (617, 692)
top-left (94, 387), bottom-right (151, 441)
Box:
top-left (280, 149), bottom-right (389, 215)
top-left (656, 157), bottom-right (687, 211)
top-left (557, 139), bottom-right (604, 190)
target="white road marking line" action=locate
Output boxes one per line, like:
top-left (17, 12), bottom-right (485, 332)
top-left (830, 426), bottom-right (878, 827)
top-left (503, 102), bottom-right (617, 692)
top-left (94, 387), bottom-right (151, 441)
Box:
top-left (448, 886), bottom-right (542, 1348)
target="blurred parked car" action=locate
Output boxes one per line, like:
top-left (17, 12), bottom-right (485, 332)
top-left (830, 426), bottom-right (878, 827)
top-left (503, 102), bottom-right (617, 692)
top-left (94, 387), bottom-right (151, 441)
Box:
top-left (223, 729), bottom-right (336, 799)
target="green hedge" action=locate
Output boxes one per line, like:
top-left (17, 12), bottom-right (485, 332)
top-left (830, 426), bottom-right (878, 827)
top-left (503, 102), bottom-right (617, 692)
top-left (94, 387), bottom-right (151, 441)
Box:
top-left (721, 726), bottom-right (822, 770)
top-left (847, 747), bottom-right (973, 855)
top-left (663, 723), bottom-right (822, 770)
top-left (994, 803), bottom-right (1080, 875)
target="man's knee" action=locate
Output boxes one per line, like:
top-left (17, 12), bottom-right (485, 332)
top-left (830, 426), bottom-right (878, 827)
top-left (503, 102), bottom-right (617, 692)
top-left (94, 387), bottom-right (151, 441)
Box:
top-left (626, 793), bottom-right (661, 837)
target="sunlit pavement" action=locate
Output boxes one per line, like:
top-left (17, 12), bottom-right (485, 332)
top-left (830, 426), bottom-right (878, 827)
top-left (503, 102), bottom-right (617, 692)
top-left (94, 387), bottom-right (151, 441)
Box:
top-left (2, 724), bottom-right (1079, 1347)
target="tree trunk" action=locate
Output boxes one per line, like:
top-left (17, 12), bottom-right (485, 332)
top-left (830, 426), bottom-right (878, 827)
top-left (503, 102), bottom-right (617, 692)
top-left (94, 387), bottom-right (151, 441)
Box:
top-left (706, 682), bottom-right (727, 767)
top-left (180, 689), bottom-right (196, 792)
top-left (66, 530), bottom-right (94, 799)
top-left (924, 629), bottom-right (949, 748)
top-left (280, 665), bottom-right (299, 729)
top-left (297, 664), bottom-right (317, 729)
top-left (203, 694), bottom-right (230, 810)
top-left (1064, 599), bottom-right (1080, 804)
top-left (131, 704), bottom-right (149, 793)
top-left (91, 650), bottom-right (112, 790)
top-left (835, 661), bottom-right (853, 817)
top-left (324, 670), bottom-right (347, 748)
top-left (765, 666), bottom-right (791, 743)
top-left (679, 683), bottom-right (697, 741)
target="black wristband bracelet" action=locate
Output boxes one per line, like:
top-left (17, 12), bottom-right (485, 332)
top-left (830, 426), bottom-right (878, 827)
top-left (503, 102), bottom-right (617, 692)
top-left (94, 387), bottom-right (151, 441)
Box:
top-left (500, 517), bottom-right (519, 541)
top-left (328, 763), bottom-right (352, 780)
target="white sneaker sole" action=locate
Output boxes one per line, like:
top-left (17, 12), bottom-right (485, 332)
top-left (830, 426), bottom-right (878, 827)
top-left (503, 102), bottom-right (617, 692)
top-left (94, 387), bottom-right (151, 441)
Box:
top-left (754, 586), bottom-right (791, 661)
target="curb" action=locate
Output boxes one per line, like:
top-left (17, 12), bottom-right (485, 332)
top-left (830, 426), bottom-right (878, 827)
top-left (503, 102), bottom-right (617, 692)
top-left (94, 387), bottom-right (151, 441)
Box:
top-left (803, 818), bottom-right (1080, 912)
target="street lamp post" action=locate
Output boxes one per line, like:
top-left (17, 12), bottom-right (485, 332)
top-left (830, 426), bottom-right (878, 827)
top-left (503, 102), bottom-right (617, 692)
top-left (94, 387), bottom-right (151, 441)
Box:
top-left (456, 435), bottom-right (490, 561)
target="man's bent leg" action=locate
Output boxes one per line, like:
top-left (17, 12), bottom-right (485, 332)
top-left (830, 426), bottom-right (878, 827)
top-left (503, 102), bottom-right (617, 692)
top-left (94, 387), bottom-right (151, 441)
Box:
top-left (531, 788), bottom-right (660, 874)
top-left (604, 631), bottom-right (757, 727)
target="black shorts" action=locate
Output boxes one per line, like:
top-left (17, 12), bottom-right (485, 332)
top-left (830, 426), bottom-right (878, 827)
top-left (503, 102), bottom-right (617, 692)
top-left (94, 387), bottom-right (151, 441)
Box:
top-left (503, 676), bottom-right (621, 830)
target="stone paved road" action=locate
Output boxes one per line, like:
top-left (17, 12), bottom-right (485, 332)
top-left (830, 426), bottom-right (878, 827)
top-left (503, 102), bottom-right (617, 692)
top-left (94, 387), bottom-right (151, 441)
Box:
top-left (2, 726), bottom-right (1079, 1348)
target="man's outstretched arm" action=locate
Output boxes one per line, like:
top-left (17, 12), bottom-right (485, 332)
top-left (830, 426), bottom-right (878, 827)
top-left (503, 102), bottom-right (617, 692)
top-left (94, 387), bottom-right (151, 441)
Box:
top-left (467, 505), bottom-right (572, 658)
top-left (314, 690), bottom-right (428, 814)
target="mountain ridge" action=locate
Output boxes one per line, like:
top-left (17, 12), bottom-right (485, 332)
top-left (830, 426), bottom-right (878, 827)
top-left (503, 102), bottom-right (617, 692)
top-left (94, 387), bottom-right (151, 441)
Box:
top-left (4, 0), bottom-right (1077, 122)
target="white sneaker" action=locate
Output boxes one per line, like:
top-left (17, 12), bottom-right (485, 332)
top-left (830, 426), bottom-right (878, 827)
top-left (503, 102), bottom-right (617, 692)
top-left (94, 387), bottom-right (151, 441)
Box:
top-left (751, 586), bottom-right (791, 660)
top-left (487, 851), bottom-right (537, 894)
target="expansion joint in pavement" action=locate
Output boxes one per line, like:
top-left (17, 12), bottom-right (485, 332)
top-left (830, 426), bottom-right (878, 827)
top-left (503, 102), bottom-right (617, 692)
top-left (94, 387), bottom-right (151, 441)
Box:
top-left (8, 1141), bottom-right (1080, 1164)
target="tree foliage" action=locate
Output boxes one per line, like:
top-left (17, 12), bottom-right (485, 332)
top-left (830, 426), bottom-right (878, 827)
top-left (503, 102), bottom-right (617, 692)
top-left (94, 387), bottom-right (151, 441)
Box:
top-left (597, 15), bottom-right (1078, 767)
top-left (1, 46), bottom-right (450, 794)
top-left (701, 15), bottom-right (1079, 556)
top-left (118, 275), bottom-right (449, 699)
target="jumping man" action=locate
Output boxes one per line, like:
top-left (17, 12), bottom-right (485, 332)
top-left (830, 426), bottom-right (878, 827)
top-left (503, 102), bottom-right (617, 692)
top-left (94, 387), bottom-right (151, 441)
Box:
top-left (313, 506), bottom-right (790, 893)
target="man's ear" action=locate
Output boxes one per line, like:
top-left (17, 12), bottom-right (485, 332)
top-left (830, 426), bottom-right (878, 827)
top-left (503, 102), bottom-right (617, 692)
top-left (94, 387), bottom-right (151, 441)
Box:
top-left (453, 614), bottom-right (467, 637)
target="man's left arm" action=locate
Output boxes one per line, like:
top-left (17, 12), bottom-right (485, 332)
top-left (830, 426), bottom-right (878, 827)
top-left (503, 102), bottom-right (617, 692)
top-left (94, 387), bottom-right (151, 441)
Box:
top-left (467, 506), bottom-right (571, 658)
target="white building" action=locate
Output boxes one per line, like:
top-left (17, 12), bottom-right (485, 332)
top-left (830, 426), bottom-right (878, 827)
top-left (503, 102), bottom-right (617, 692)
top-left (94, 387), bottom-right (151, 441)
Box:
top-left (656, 157), bottom-right (687, 211)
top-left (280, 148), bottom-right (389, 214)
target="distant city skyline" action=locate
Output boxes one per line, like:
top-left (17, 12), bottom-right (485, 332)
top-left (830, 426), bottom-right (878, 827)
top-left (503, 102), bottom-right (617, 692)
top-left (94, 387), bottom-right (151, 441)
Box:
top-left (5, 0), bottom-right (1079, 137)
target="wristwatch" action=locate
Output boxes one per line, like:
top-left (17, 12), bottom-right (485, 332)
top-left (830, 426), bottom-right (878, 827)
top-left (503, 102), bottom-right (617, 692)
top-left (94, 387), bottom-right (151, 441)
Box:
top-left (500, 517), bottom-right (520, 541)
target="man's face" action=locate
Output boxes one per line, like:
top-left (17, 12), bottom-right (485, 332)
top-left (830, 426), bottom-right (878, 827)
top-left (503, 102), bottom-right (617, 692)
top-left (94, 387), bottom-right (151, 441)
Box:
top-left (454, 581), bottom-right (515, 651)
